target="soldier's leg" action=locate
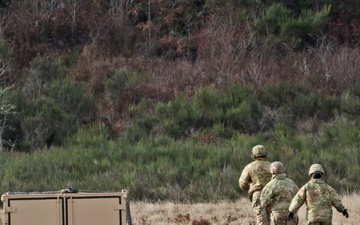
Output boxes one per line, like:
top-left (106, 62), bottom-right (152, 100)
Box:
top-left (287, 213), bottom-right (299, 225)
top-left (252, 191), bottom-right (269, 225)
top-left (271, 211), bottom-right (298, 225)
top-left (265, 205), bottom-right (271, 224)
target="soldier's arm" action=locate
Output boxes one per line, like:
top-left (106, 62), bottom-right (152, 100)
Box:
top-left (289, 186), bottom-right (306, 213)
top-left (239, 167), bottom-right (251, 191)
top-left (260, 183), bottom-right (273, 207)
top-left (328, 185), bottom-right (346, 212)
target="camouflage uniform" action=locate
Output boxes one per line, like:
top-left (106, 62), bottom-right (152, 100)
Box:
top-left (239, 145), bottom-right (272, 225)
top-left (260, 162), bottom-right (299, 225)
top-left (289, 164), bottom-right (347, 225)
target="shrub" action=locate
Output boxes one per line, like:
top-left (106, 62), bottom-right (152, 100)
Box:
top-left (105, 70), bottom-right (145, 111)
top-left (260, 82), bottom-right (326, 121)
top-left (135, 85), bottom-right (264, 139)
top-left (9, 56), bottom-right (96, 151)
top-left (1, 117), bottom-right (359, 201)
top-left (318, 95), bottom-right (340, 120)
top-left (254, 3), bottom-right (331, 47)
top-left (106, 70), bottom-right (129, 103)
top-left (154, 91), bottom-right (196, 138)
top-left (340, 88), bottom-right (360, 121)
top-left (48, 79), bottom-right (96, 119)
top-left (21, 56), bottom-right (64, 99)
top-left (16, 80), bottom-right (96, 151)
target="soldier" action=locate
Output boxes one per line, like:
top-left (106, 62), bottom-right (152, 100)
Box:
top-left (239, 145), bottom-right (272, 225)
top-left (288, 163), bottom-right (349, 225)
top-left (260, 161), bottom-right (299, 225)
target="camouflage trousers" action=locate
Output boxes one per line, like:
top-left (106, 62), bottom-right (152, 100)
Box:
top-left (270, 210), bottom-right (298, 225)
top-left (252, 190), bottom-right (270, 225)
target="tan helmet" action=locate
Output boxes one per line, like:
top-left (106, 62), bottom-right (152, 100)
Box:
top-left (251, 145), bottom-right (268, 158)
top-left (309, 164), bottom-right (325, 175)
top-left (270, 161), bottom-right (285, 174)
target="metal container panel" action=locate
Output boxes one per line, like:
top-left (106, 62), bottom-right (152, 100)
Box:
top-left (1, 194), bottom-right (64, 225)
top-left (1, 191), bottom-right (127, 225)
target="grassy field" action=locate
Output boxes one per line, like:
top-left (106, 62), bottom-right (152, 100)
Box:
top-left (129, 194), bottom-right (359, 225)
top-left (1, 194), bottom-right (357, 225)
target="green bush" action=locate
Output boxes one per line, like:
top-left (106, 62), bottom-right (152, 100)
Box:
top-left (21, 56), bottom-right (64, 99)
top-left (48, 79), bottom-right (96, 119)
top-left (135, 85), bottom-right (263, 139)
top-left (260, 82), bottom-right (338, 123)
top-left (0, 116), bottom-right (359, 202)
top-left (105, 70), bottom-right (145, 111)
top-left (192, 86), bottom-right (223, 127)
top-left (106, 70), bottom-right (129, 103)
top-left (318, 95), bottom-right (340, 120)
top-left (14, 79), bottom-right (96, 151)
top-left (256, 3), bottom-right (292, 36)
top-left (340, 88), bottom-right (360, 121)
top-left (254, 3), bottom-right (331, 47)
top-left (8, 57), bottom-right (97, 151)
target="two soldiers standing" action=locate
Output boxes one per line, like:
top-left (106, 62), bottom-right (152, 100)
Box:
top-left (239, 145), bottom-right (349, 225)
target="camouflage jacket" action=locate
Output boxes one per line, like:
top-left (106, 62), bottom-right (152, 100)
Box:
top-left (239, 158), bottom-right (272, 194)
top-left (260, 173), bottom-right (299, 212)
top-left (289, 178), bottom-right (345, 223)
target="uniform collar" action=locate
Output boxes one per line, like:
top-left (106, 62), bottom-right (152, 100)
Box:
top-left (272, 173), bottom-right (287, 179)
top-left (310, 178), bottom-right (324, 183)
top-left (255, 157), bottom-right (267, 161)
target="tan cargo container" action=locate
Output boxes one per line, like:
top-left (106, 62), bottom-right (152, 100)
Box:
top-left (1, 189), bottom-right (131, 225)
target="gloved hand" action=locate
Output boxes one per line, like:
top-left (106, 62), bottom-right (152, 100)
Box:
top-left (288, 212), bottom-right (294, 220)
top-left (342, 209), bottom-right (349, 218)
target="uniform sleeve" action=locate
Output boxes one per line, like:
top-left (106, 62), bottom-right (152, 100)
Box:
top-left (328, 185), bottom-right (346, 212)
top-left (291, 180), bottom-right (300, 191)
top-left (239, 167), bottom-right (250, 191)
top-left (289, 185), bottom-right (306, 213)
top-left (260, 183), bottom-right (273, 207)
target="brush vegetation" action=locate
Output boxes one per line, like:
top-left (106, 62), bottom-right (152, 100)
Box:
top-left (1, 84), bottom-right (360, 202)
top-left (0, 0), bottom-right (360, 204)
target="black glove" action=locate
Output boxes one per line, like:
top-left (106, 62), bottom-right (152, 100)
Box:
top-left (342, 209), bottom-right (349, 218)
top-left (288, 212), bottom-right (294, 220)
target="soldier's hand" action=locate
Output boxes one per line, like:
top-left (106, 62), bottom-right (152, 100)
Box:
top-left (342, 209), bottom-right (349, 218)
top-left (287, 212), bottom-right (294, 220)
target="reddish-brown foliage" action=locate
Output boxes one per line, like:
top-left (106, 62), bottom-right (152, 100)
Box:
top-left (1, 0), bottom-right (360, 139)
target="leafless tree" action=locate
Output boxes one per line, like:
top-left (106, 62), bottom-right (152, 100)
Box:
top-left (0, 87), bottom-right (16, 151)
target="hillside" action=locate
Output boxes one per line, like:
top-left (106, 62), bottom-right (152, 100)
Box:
top-left (1, 0), bottom-right (360, 151)
top-left (0, 0), bottom-right (360, 202)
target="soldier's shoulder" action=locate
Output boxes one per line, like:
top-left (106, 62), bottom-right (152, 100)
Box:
top-left (241, 162), bottom-right (253, 172)
top-left (246, 160), bottom-right (257, 167)
top-left (266, 178), bottom-right (277, 185)
top-left (243, 161), bottom-right (254, 167)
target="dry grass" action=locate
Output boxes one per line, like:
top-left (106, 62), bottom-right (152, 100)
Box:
top-left (0, 194), bottom-right (358, 225)
top-left (129, 194), bottom-right (360, 225)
